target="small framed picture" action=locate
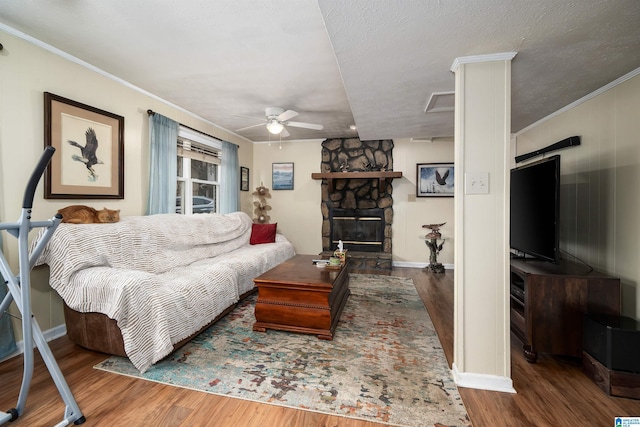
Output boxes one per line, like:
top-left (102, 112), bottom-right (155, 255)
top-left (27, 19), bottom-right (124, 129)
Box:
top-left (417, 163), bottom-right (454, 197)
top-left (272, 162), bottom-right (294, 190)
top-left (240, 166), bottom-right (249, 191)
top-left (44, 92), bottom-right (125, 199)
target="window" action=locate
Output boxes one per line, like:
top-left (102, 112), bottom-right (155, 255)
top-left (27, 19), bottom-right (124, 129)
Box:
top-left (176, 127), bottom-right (221, 214)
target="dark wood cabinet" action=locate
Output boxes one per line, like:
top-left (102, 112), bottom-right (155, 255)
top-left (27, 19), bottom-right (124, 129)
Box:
top-left (510, 258), bottom-right (620, 362)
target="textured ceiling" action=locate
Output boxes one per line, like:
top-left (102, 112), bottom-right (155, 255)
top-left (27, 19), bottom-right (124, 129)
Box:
top-left (0, 0), bottom-right (639, 142)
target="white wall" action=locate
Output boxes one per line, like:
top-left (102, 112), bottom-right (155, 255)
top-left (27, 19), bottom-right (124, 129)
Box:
top-left (252, 138), bottom-right (456, 264)
top-left (0, 29), bottom-right (253, 340)
top-left (252, 140), bottom-right (324, 255)
top-left (392, 138), bottom-right (455, 266)
top-left (516, 70), bottom-right (640, 320)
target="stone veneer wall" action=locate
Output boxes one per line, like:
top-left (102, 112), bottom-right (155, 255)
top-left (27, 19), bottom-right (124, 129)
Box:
top-left (320, 138), bottom-right (395, 253)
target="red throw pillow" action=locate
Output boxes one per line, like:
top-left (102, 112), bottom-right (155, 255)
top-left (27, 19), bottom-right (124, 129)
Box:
top-left (250, 223), bottom-right (277, 245)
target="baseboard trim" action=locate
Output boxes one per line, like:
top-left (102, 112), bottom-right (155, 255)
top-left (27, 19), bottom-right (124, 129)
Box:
top-left (392, 261), bottom-right (454, 270)
top-left (0, 324), bottom-right (67, 363)
top-left (452, 363), bottom-right (516, 393)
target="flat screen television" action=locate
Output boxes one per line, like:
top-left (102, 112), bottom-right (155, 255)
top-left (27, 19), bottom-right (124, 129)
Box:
top-left (510, 155), bottom-right (560, 263)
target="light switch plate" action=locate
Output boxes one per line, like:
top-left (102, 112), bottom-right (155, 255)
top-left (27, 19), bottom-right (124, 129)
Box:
top-left (465, 172), bottom-right (489, 194)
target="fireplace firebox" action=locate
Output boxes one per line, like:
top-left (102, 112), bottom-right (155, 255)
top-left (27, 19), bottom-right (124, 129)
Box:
top-left (329, 208), bottom-right (384, 252)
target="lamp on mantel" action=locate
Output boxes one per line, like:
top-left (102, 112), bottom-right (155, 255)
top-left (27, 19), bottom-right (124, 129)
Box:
top-left (266, 119), bottom-right (284, 135)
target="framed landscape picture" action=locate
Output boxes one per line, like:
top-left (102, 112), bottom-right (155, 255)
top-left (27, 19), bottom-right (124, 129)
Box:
top-left (240, 166), bottom-right (249, 191)
top-left (417, 163), bottom-right (454, 197)
top-left (272, 162), bottom-right (294, 190)
top-left (44, 92), bottom-right (124, 199)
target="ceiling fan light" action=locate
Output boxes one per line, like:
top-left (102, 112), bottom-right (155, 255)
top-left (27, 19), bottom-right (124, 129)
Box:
top-left (266, 119), bottom-right (284, 134)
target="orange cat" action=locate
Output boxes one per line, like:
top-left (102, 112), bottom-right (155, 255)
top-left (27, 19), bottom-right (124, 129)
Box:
top-left (57, 205), bottom-right (120, 224)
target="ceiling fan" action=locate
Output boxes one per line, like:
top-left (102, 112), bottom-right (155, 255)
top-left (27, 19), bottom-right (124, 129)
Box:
top-left (235, 107), bottom-right (323, 137)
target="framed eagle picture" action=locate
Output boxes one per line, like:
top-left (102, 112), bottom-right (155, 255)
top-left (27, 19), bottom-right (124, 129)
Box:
top-left (44, 92), bottom-right (124, 199)
top-left (417, 163), bottom-right (454, 197)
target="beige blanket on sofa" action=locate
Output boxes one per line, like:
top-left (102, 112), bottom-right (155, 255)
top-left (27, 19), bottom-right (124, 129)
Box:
top-left (34, 212), bottom-right (288, 372)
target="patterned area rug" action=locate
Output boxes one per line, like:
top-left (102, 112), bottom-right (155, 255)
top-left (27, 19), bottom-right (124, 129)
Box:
top-left (95, 274), bottom-right (471, 427)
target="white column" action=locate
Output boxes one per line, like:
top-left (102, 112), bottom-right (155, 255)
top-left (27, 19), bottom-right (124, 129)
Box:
top-left (451, 53), bottom-right (516, 393)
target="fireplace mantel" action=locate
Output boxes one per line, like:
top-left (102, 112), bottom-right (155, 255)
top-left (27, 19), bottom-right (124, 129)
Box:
top-left (311, 171), bottom-right (402, 192)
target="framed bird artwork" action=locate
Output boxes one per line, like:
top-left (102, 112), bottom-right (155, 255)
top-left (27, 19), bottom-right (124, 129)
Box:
top-left (416, 163), bottom-right (454, 197)
top-left (44, 92), bottom-right (124, 199)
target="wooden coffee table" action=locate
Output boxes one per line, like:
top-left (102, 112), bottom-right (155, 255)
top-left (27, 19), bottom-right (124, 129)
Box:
top-left (252, 254), bottom-right (350, 340)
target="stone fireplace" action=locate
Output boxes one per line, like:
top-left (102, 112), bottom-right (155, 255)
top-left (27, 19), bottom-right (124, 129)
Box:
top-left (313, 138), bottom-right (400, 272)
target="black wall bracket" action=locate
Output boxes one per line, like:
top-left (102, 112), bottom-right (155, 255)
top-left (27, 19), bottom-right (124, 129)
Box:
top-left (515, 136), bottom-right (581, 163)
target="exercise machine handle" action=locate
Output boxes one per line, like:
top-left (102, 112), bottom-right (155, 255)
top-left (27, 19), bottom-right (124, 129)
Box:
top-left (23, 147), bottom-right (55, 209)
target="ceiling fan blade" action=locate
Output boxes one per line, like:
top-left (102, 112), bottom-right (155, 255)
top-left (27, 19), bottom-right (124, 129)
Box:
top-left (230, 114), bottom-right (267, 122)
top-left (286, 121), bottom-right (324, 130)
top-left (277, 109), bottom-right (298, 122)
top-left (235, 123), bottom-right (266, 132)
top-left (281, 128), bottom-right (290, 138)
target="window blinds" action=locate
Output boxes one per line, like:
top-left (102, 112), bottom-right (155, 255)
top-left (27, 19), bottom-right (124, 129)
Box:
top-left (177, 137), bottom-right (221, 165)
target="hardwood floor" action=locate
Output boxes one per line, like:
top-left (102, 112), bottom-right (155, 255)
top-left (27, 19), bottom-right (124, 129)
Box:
top-left (1, 267), bottom-right (639, 426)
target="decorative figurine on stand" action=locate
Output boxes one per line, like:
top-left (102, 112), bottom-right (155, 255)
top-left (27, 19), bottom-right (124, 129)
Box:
top-left (252, 183), bottom-right (272, 223)
top-left (422, 222), bottom-right (446, 273)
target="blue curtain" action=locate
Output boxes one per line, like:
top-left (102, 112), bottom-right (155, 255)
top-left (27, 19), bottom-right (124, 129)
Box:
top-left (0, 233), bottom-right (17, 360)
top-left (146, 113), bottom-right (179, 215)
top-left (220, 141), bottom-right (240, 213)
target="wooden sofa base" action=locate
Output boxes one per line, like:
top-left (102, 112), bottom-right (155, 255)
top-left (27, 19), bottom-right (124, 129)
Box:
top-left (63, 289), bottom-right (257, 357)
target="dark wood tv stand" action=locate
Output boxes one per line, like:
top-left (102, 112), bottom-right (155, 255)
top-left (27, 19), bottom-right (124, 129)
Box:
top-left (510, 258), bottom-right (620, 363)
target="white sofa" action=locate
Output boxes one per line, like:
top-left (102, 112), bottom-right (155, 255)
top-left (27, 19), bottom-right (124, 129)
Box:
top-left (34, 211), bottom-right (295, 372)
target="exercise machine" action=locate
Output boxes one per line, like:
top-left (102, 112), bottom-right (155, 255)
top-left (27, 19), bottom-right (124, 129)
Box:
top-left (0, 147), bottom-right (85, 426)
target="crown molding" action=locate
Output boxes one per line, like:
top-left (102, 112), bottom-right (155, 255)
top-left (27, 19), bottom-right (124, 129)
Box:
top-left (515, 65), bottom-right (640, 136)
top-left (450, 52), bottom-right (518, 73)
